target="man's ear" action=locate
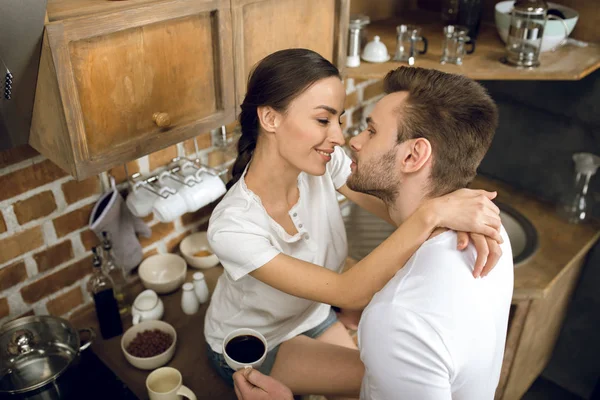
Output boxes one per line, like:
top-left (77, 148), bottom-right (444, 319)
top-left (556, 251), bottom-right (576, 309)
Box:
top-left (257, 106), bottom-right (280, 133)
top-left (400, 138), bottom-right (432, 173)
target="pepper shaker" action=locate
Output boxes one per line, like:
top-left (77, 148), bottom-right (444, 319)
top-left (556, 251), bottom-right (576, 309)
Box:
top-left (193, 272), bottom-right (210, 304)
top-left (181, 283), bottom-right (199, 315)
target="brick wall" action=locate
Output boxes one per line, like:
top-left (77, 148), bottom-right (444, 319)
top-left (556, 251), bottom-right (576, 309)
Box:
top-left (0, 78), bottom-right (384, 326)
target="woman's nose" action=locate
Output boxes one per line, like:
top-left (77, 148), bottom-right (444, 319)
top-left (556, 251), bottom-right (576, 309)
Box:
top-left (329, 123), bottom-right (345, 146)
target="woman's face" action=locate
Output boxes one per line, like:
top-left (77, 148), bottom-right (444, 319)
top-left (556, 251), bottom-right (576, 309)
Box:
top-left (273, 76), bottom-right (346, 176)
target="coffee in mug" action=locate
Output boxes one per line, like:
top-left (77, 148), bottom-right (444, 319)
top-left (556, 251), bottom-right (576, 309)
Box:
top-left (222, 328), bottom-right (268, 370)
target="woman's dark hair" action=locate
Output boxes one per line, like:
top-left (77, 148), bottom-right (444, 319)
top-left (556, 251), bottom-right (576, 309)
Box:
top-left (227, 48), bottom-right (340, 189)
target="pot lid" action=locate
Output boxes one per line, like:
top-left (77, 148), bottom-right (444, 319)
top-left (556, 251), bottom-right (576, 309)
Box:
top-left (0, 316), bottom-right (79, 394)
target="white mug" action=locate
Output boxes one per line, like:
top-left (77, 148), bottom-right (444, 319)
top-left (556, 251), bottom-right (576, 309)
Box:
top-left (132, 289), bottom-right (164, 325)
top-left (146, 367), bottom-right (196, 400)
top-left (222, 328), bottom-right (267, 371)
top-left (126, 184), bottom-right (156, 218)
top-left (153, 192), bottom-right (188, 223)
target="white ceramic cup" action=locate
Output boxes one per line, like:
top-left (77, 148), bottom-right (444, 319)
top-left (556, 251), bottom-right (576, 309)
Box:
top-left (222, 328), bottom-right (268, 371)
top-left (153, 192), bottom-right (188, 223)
top-left (126, 185), bottom-right (156, 218)
top-left (146, 367), bottom-right (196, 400)
top-left (132, 289), bottom-right (164, 325)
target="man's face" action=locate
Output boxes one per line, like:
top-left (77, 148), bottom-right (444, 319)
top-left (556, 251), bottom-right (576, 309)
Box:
top-left (346, 92), bottom-right (409, 203)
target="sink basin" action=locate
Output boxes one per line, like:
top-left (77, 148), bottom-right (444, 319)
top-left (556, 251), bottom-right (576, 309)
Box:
top-left (342, 200), bottom-right (538, 267)
top-left (497, 202), bottom-right (538, 266)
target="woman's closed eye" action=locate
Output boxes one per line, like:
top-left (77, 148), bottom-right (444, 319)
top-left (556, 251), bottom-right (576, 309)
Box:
top-left (317, 119), bottom-right (330, 126)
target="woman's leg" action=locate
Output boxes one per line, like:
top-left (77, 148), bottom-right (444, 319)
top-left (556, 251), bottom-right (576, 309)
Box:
top-left (269, 335), bottom-right (364, 398)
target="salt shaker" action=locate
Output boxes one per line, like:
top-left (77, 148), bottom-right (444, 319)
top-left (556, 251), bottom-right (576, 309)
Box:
top-left (193, 272), bottom-right (210, 304)
top-left (181, 283), bottom-right (199, 315)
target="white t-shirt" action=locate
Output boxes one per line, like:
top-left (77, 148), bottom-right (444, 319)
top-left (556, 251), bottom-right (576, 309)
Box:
top-left (359, 229), bottom-right (514, 400)
top-left (204, 146), bottom-right (352, 353)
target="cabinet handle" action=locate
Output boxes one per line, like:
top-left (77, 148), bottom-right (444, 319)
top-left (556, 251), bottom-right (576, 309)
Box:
top-left (153, 112), bottom-right (171, 128)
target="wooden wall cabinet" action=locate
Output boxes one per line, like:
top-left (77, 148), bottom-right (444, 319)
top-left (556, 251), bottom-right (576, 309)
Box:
top-left (30, 0), bottom-right (235, 179)
top-left (231, 0), bottom-right (350, 108)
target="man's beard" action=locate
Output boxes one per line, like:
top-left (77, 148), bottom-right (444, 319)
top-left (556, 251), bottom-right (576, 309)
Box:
top-left (346, 149), bottom-right (400, 204)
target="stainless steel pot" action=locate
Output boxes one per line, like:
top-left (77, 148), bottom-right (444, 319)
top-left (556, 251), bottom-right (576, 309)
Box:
top-left (0, 315), bottom-right (95, 399)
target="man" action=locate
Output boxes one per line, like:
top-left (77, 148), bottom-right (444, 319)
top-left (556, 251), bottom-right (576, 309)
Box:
top-left (233, 66), bottom-right (514, 400)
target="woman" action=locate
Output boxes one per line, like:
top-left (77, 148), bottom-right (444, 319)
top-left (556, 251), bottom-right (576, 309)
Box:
top-left (205, 49), bottom-right (502, 398)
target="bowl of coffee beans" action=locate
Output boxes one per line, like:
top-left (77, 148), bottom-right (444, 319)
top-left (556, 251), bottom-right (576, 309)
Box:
top-left (121, 320), bottom-right (177, 370)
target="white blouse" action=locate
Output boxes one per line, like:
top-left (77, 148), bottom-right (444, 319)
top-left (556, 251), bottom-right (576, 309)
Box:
top-left (204, 146), bottom-right (352, 353)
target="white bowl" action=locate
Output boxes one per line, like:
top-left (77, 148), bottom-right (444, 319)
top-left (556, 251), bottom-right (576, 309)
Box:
top-left (494, 1), bottom-right (579, 52)
top-left (180, 232), bottom-right (220, 269)
top-left (138, 254), bottom-right (187, 294)
top-left (121, 320), bottom-right (177, 370)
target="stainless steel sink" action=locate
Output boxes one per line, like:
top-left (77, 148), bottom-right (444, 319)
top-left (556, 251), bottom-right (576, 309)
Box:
top-left (342, 200), bottom-right (538, 267)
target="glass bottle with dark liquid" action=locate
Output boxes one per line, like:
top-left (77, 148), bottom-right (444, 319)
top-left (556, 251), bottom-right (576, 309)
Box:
top-left (87, 246), bottom-right (123, 339)
top-left (101, 232), bottom-right (129, 315)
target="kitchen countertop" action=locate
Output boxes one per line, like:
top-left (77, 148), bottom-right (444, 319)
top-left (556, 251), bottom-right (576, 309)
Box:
top-left (469, 175), bottom-right (600, 300)
top-left (71, 267), bottom-right (237, 400)
top-left (70, 175), bottom-right (600, 399)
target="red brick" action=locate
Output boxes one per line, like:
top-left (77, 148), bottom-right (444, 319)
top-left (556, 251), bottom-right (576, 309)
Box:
top-left (166, 231), bottom-right (189, 253)
top-left (62, 177), bottom-right (100, 204)
top-left (109, 160), bottom-right (140, 185)
top-left (139, 222), bottom-right (175, 248)
top-left (21, 255), bottom-right (92, 304)
top-left (46, 286), bottom-right (84, 316)
top-left (0, 145), bottom-right (38, 170)
top-left (80, 229), bottom-right (100, 252)
top-left (33, 240), bottom-right (74, 273)
top-left (142, 214), bottom-right (154, 223)
top-left (0, 261), bottom-right (28, 291)
top-left (0, 227), bottom-right (44, 264)
top-left (183, 132), bottom-right (212, 158)
top-left (0, 213), bottom-right (6, 234)
top-left (53, 203), bottom-right (95, 238)
top-left (345, 90), bottom-right (359, 109)
top-left (0, 159), bottom-right (67, 202)
top-left (148, 145), bottom-right (178, 172)
top-left (0, 298), bottom-right (8, 319)
top-left (13, 191), bottom-right (57, 225)
top-left (363, 80), bottom-right (385, 101)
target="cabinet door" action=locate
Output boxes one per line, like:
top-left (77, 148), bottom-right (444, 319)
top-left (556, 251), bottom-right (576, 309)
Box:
top-left (30, 0), bottom-right (235, 179)
top-left (231, 0), bottom-right (349, 108)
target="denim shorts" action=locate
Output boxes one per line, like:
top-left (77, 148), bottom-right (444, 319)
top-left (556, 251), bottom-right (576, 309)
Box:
top-left (207, 308), bottom-right (339, 387)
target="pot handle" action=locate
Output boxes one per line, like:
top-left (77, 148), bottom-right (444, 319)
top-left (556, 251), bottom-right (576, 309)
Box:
top-left (79, 328), bottom-right (96, 351)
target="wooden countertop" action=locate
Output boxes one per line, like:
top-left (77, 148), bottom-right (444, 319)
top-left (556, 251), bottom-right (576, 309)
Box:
top-left (71, 267), bottom-right (237, 400)
top-left (470, 175), bottom-right (600, 300)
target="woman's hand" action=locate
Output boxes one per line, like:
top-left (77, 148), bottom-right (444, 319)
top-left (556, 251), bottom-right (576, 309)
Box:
top-left (457, 232), bottom-right (503, 278)
top-left (425, 188), bottom-right (503, 278)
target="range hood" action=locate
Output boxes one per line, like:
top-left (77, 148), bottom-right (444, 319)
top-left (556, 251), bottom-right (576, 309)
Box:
top-left (0, 0), bottom-right (48, 151)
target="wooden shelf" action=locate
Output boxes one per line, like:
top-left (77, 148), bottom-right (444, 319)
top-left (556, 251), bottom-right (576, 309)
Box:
top-left (346, 14), bottom-right (600, 81)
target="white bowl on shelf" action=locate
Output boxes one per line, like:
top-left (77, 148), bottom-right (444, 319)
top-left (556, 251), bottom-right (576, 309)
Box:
top-left (138, 253), bottom-right (187, 294)
top-left (494, 1), bottom-right (579, 52)
top-left (180, 232), bottom-right (220, 269)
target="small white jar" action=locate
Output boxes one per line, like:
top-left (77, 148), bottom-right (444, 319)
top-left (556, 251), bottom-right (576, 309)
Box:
top-left (181, 282), bottom-right (199, 315)
top-left (193, 272), bottom-right (210, 304)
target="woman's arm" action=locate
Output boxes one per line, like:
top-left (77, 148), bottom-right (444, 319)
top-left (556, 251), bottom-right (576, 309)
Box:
top-left (250, 202), bottom-right (434, 309)
top-left (251, 189), bottom-right (501, 309)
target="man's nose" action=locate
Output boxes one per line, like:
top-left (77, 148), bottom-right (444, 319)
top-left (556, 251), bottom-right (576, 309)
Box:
top-left (349, 130), bottom-right (366, 152)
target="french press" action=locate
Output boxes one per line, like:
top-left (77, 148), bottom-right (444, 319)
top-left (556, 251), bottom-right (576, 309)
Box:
top-left (503, 0), bottom-right (549, 67)
top-left (393, 25), bottom-right (428, 66)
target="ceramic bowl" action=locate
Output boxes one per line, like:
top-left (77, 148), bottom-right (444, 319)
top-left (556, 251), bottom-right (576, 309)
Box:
top-left (138, 253), bottom-right (187, 294)
top-left (180, 232), bottom-right (220, 269)
top-left (121, 320), bottom-right (177, 370)
top-left (494, 1), bottom-right (579, 52)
